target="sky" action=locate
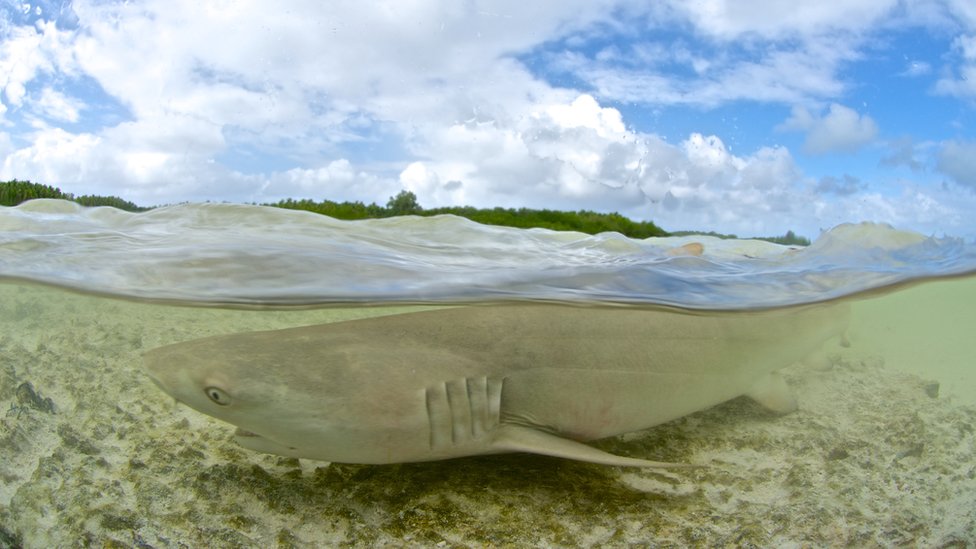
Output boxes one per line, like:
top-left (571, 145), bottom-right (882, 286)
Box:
top-left (2, 0), bottom-right (976, 239)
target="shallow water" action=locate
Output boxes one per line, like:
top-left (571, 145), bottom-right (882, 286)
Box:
top-left (1, 201), bottom-right (975, 546)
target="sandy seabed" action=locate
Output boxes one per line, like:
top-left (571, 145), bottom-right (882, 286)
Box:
top-left (0, 281), bottom-right (974, 548)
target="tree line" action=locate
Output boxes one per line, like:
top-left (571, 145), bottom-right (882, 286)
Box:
top-left (0, 180), bottom-right (148, 212)
top-left (0, 180), bottom-right (810, 244)
top-left (669, 229), bottom-right (811, 246)
top-left (271, 191), bottom-right (668, 238)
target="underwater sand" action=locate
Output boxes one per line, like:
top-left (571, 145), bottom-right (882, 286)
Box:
top-left (1, 280), bottom-right (974, 547)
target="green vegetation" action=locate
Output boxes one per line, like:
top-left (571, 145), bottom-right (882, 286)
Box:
top-left (420, 205), bottom-right (668, 238)
top-left (0, 179), bottom-right (68, 205)
top-left (0, 180), bottom-right (808, 243)
top-left (271, 197), bottom-right (386, 220)
top-left (386, 189), bottom-right (423, 216)
top-left (0, 179), bottom-right (147, 212)
top-left (670, 228), bottom-right (811, 246)
top-left (269, 190), bottom-right (668, 238)
top-left (758, 230), bottom-right (811, 247)
top-left (73, 194), bottom-right (149, 211)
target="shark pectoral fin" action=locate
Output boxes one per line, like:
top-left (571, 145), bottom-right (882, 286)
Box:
top-left (745, 372), bottom-right (797, 414)
top-left (491, 424), bottom-right (698, 469)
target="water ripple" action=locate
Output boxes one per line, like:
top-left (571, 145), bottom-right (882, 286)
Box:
top-left (1, 200), bottom-right (974, 309)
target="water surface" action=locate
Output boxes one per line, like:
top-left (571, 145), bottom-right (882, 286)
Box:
top-left (2, 199), bottom-right (975, 308)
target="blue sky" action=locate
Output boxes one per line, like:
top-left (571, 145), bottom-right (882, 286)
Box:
top-left (2, 0), bottom-right (976, 239)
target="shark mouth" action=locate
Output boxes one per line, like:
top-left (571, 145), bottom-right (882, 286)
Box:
top-left (232, 428), bottom-right (298, 452)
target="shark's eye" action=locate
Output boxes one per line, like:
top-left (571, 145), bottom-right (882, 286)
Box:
top-left (204, 386), bottom-right (232, 406)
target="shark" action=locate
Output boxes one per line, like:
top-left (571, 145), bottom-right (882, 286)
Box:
top-left (143, 302), bottom-right (849, 468)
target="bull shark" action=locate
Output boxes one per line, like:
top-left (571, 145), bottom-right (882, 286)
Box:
top-left (143, 303), bottom-right (849, 468)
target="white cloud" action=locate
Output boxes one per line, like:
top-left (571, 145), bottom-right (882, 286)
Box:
top-left (393, 93), bottom-right (647, 212)
top-left (0, 20), bottom-right (76, 110)
top-left (0, 131), bottom-right (12, 159)
top-left (68, 0), bottom-right (615, 127)
top-left (2, 127), bottom-right (103, 185)
top-left (832, 184), bottom-right (972, 238)
top-left (815, 174), bottom-right (865, 196)
top-left (935, 34), bottom-right (976, 98)
top-left (778, 103), bottom-right (879, 155)
top-left (547, 2), bottom-right (880, 110)
top-left (669, 0), bottom-right (897, 39)
top-left (544, 95), bottom-right (626, 136)
top-left (947, 0), bottom-right (976, 28)
top-left (936, 140), bottom-right (976, 189)
top-left (265, 160), bottom-right (395, 203)
top-left (644, 135), bottom-right (815, 235)
top-left (0, 113), bottom-right (232, 203)
top-left (399, 161), bottom-right (440, 195)
top-left (32, 0), bottom-right (623, 205)
top-left (558, 33), bottom-right (858, 108)
top-left (392, 96), bottom-right (831, 237)
top-left (880, 136), bottom-right (925, 172)
top-left (34, 87), bottom-right (83, 122)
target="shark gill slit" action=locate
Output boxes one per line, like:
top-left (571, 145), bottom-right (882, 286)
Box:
top-left (425, 381), bottom-right (451, 450)
top-left (466, 376), bottom-right (485, 438)
top-left (445, 379), bottom-right (471, 444)
top-left (426, 377), bottom-right (503, 450)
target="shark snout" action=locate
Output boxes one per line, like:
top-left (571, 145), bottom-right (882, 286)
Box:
top-left (142, 359), bottom-right (182, 403)
top-left (143, 367), bottom-right (183, 405)
top-left (146, 371), bottom-right (165, 391)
